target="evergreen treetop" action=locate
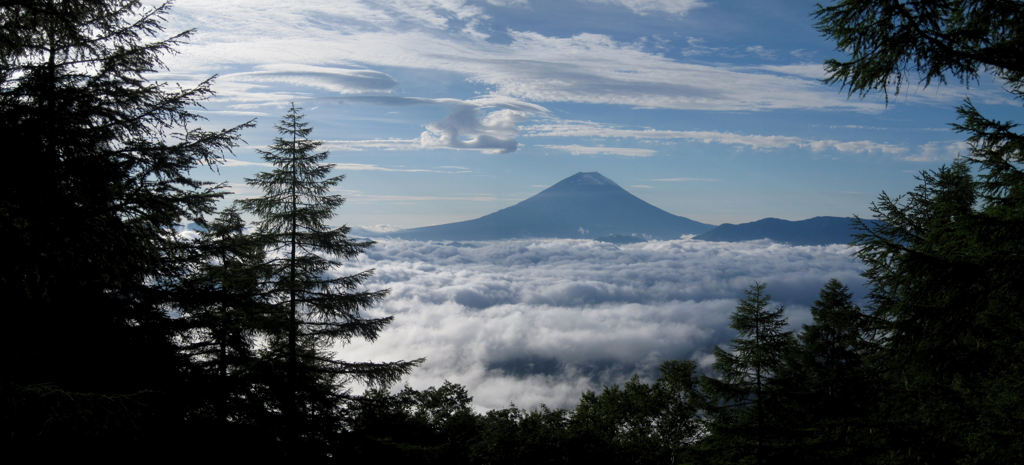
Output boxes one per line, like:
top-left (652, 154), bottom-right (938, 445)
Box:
top-left (174, 206), bottom-right (270, 426)
top-left (712, 283), bottom-right (793, 393)
top-left (703, 282), bottom-right (796, 465)
top-left (240, 103), bottom-right (420, 455)
top-left (789, 279), bottom-right (879, 465)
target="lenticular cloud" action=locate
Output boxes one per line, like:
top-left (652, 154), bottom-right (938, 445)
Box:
top-left (336, 238), bottom-right (866, 410)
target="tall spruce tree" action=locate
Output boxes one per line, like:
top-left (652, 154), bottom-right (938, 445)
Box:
top-left (0, 0), bottom-right (251, 454)
top-left (788, 279), bottom-right (878, 465)
top-left (240, 103), bottom-right (420, 456)
top-left (816, 1), bottom-right (1024, 463)
top-left (702, 282), bottom-right (796, 465)
top-left (175, 207), bottom-right (270, 426)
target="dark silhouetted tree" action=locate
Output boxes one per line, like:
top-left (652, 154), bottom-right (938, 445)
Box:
top-left (702, 282), bottom-right (796, 465)
top-left (345, 381), bottom-right (478, 464)
top-left (571, 359), bottom-right (704, 465)
top-left (0, 0), bottom-right (251, 455)
top-left (817, 1), bottom-right (1024, 463)
top-left (175, 207), bottom-right (270, 426)
top-left (786, 279), bottom-right (879, 465)
top-left (240, 103), bottom-right (420, 457)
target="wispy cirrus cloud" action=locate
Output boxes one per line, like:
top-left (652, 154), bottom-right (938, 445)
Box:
top-left (221, 64), bottom-right (398, 94)
top-left (903, 140), bottom-right (969, 162)
top-left (351, 193), bottom-right (499, 202)
top-left (221, 158), bottom-right (469, 174)
top-left (333, 163), bottom-right (470, 174)
top-left (540, 144), bottom-right (656, 157)
top-left (524, 119), bottom-right (908, 155)
top-left (654, 177), bottom-right (718, 182)
top-left (757, 63), bottom-right (826, 80)
top-left (582, 0), bottom-right (707, 16)
top-left (485, 0), bottom-right (528, 6)
top-left (745, 45), bottom-right (776, 59)
top-left (322, 138), bottom-right (423, 152)
top-left (159, 2), bottom-right (883, 113)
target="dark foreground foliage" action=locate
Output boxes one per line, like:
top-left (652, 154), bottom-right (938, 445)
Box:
top-left (817, 1), bottom-right (1024, 463)
top-left (341, 362), bottom-right (706, 465)
top-left (0, 0), bottom-right (251, 458)
top-left (2, 0), bottom-right (1022, 463)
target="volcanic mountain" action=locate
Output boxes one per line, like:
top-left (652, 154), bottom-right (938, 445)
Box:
top-left (385, 172), bottom-right (714, 241)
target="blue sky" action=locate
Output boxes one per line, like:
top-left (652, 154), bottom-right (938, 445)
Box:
top-left (154, 0), bottom-right (1011, 229)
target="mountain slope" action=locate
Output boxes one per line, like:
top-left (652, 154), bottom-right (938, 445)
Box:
top-left (387, 172), bottom-right (714, 240)
top-left (695, 216), bottom-right (872, 245)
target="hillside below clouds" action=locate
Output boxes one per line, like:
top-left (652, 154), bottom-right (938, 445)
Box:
top-left (387, 172), bottom-right (713, 241)
top-left (373, 172), bottom-right (868, 245)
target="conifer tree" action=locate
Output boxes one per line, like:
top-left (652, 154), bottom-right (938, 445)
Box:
top-left (788, 279), bottom-right (878, 465)
top-left (240, 103), bottom-right (420, 455)
top-left (0, 0), bottom-right (251, 453)
top-left (702, 282), bottom-right (796, 465)
top-left (816, 1), bottom-right (1024, 462)
top-left (175, 207), bottom-right (270, 426)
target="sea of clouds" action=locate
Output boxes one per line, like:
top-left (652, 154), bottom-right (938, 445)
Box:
top-left (336, 237), bottom-right (867, 411)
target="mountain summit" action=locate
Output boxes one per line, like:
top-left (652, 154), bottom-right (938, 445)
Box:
top-left (549, 171), bottom-right (619, 188)
top-left (387, 172), bottom-right (714, 241)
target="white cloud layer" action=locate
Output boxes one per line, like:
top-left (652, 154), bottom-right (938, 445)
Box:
top-left (336, 238), bottom-right (866, 410)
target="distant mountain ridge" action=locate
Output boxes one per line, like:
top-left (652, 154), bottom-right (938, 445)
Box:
top-left (383, 172), bottom-right (714, 241)
top-left (695, 216), bottom-right (875, 246)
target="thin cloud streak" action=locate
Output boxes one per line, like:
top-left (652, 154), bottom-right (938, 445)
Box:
top-left (220, 64), bottom-right (398, 94)
top-left (654, 177), bottom-right (718, 182)
top-left (525, 119), bottom-right (908, 155)
top-left (351, 193), bottom-right (500, 202)
top-left (221, 158), bottom-right (470, 174)
top-left (322, 139), bottom-right (423, 152)
top-left (582, 0), bottom-right (707, 16)
top-left (540, 144), bottom-right (656, 157)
